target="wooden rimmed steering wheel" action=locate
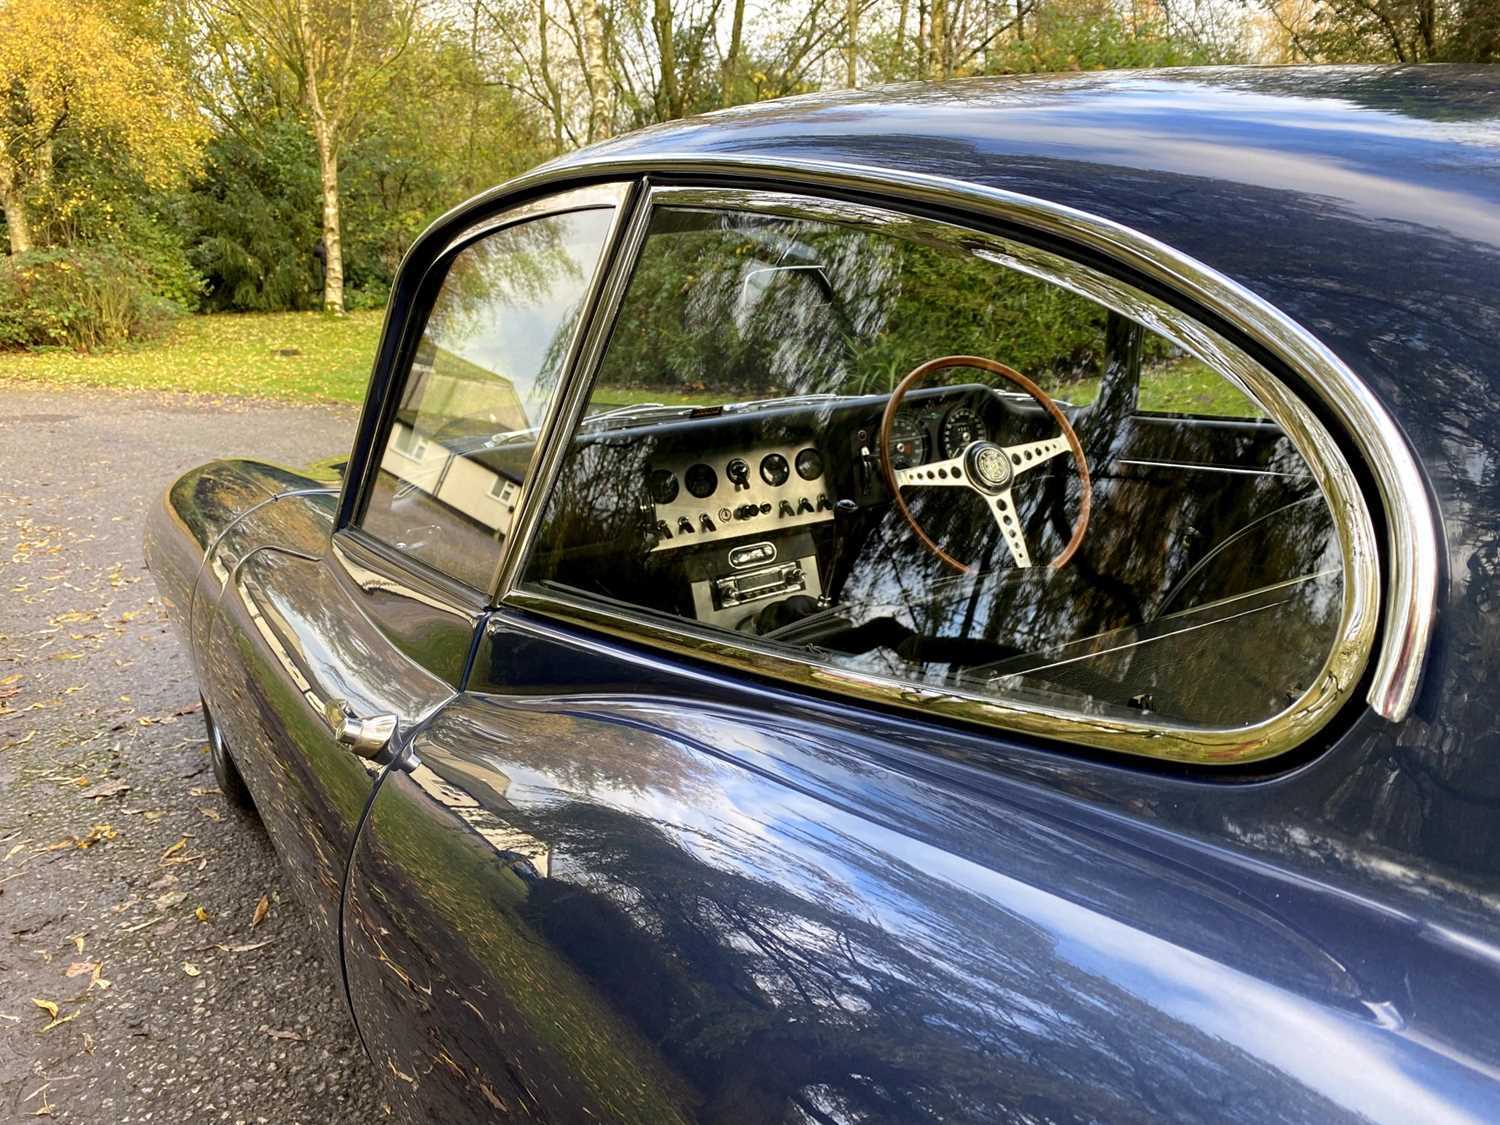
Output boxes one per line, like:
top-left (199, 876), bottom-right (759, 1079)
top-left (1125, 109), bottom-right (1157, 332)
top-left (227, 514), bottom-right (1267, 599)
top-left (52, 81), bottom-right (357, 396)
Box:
top-left (878, 355), bottom-right (1093, 574)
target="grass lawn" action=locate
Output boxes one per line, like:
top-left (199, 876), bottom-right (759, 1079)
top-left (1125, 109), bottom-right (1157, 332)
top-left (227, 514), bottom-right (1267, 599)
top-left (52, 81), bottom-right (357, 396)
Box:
top-left (0, 311), bottom-right (385, 403)
top-left (0, 311), bottom-right (1261, 419)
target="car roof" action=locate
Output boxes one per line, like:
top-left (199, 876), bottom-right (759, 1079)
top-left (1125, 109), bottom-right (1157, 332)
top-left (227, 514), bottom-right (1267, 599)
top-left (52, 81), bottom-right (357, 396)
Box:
top-left (536, 65), bottom-right (1500, 423)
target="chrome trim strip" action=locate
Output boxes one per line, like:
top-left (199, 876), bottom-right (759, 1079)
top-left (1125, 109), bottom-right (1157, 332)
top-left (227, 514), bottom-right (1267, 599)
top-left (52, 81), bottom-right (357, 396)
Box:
top-left (498, 184), bottom-right (1381, 765)
top-left (439, 182), bottom-right (630, 259)
top-left (466, 152), bottom-right (1436, 723)
top-left (1117, 459), bottom-right (1300, 479)
top-left (491, 179), bottom-right (654, 598)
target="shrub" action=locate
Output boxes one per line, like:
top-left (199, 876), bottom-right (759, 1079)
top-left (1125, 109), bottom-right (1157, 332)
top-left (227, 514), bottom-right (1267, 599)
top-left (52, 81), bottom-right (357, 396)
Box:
top-left (0, 248), bottom-right (179, 351)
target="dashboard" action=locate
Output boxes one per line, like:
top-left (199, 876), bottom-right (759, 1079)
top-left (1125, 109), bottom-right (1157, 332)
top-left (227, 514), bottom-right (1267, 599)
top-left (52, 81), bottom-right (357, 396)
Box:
top-left (647, 441), bottom-right (834, 551)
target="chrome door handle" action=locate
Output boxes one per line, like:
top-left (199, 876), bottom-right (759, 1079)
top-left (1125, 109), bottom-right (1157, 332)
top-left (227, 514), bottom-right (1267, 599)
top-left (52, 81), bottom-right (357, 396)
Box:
top-left (324, 699), bottom-right (402, 763)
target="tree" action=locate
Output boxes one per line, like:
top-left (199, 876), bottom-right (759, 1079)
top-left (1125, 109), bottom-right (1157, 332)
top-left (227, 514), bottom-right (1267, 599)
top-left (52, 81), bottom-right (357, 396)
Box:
top-left (1256, 0), bottom-right (1498, 61)
top-left (197, 0), bottom-right (421, 311)
top-left (0, 0), bottom-right (204, 255)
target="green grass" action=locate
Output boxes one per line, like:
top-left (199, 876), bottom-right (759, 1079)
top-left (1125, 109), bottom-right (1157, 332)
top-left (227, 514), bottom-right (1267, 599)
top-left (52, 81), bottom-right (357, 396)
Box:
top-left (0, 311), bottom-right (1264, 420)
top-left (0, 310), bottom-right (385, 402)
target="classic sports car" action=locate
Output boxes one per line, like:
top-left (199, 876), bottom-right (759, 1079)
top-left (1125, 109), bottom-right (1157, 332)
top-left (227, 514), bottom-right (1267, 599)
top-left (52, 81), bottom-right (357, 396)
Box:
top-left (146, 66), bottom-right (1500, 1122)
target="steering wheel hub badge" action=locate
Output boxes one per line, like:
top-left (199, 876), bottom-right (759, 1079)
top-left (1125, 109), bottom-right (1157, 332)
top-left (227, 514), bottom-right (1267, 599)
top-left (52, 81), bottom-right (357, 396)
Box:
top-left (968, 442), bottom-right (1013, 492)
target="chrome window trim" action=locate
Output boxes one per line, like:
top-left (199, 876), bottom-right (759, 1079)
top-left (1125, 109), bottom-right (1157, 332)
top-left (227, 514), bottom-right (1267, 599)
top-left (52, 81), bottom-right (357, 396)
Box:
top-left (490, 179), bottom-right (655, 598)
top-left (500, 183), bottom-right (1380, 766)
top-left (470, 153), bottom-right (1436, 725)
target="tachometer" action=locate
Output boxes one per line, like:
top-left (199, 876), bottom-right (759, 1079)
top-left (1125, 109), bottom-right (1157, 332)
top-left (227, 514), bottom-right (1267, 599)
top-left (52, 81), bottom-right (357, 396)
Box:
top-left (941, 406), bottom-right (984, 457)
top-left (888, 411), bottom-right (930, 469)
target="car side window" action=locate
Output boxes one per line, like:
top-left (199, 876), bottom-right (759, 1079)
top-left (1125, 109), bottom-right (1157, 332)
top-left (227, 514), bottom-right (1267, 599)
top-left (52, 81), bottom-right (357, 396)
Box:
top-left (360, 206), bottom-right (615, 589)
top-left (519, 199), bottom-right (1374, 762)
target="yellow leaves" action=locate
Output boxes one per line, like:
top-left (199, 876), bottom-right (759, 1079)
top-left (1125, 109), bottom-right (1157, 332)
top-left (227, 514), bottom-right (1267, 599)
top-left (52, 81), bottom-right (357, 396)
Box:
top-left (160, 836), bottom-right (187, 862)
top-left (195, 906), bottom-right (211, 923)
top-left (0, 0), bottom-right (207, 187)
top-left (181, 962), bottom-right (201, 977)
top-left (45, 824), bottom-right (115, 851)
top-left (251, 895), bottom-right (269, 928)
top-left (31, 999), bottom-right (58, 1020)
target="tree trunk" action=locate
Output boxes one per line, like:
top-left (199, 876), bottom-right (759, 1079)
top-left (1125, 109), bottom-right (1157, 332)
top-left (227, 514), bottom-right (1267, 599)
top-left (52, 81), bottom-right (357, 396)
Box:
top-left (581, 0), bottom-right (610, 140)
top-left (896, 0), bottom-right (910, 63)
top-left (846, 0), bottom-right (858, 86)
top-left (538, 0), bottom-right (566, 148)
top-left (721, 0), bottom-right (746, 104)
top-left (311, 117), bottom-right (345, 313)
top-left (0, 159), bottom-right (33, 255)
top-left (299, 9), bottom-right (345, 314)
top-left (654, 0), bottom-right (680, 119)
top-left (929, 0), bottom-right (947, 77)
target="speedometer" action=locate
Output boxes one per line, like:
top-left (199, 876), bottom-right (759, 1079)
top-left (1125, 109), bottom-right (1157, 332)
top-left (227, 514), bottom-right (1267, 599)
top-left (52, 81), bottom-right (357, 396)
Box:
top-left (889, 411), bottom-right (930, 469)
top-left (942, 407), bottom-right (984, 457)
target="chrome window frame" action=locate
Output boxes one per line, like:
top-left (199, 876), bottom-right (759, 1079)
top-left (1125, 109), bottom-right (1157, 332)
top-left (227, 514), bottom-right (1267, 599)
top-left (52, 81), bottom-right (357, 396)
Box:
top-left (472, 155), bottom-right (1436, 729)
top-left (498, 181), bottom-right (1383, 766)
top-left (345, 180), bottom-right (634, 596)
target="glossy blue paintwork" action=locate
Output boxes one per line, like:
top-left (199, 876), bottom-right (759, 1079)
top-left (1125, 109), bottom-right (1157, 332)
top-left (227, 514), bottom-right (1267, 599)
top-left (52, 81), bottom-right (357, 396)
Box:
top-left (145, 67), bottom-right (1500, 1122)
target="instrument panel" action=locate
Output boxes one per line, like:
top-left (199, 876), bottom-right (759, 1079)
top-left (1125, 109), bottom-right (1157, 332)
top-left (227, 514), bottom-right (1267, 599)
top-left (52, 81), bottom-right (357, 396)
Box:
top-left (648, 442), bottom-right (833, 550)
top-left (888, 401), bottom-right (993, 468)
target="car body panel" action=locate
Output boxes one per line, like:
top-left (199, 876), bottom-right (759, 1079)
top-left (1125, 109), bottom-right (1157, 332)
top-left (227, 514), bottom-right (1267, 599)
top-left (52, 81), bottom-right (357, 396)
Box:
top-left (345, 611), bottom-right (1500, 1123)
top-left (142, 67), bottom-right (1500, 1123)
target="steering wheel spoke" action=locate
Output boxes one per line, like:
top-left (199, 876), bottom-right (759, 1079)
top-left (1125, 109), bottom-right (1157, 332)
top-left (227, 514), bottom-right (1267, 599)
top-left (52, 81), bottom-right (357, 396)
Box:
top-left (987, 489), bottom-right (1032, 568)
top-left (1001, 434), bottom-right (1070, 479)
top-left (893, 455), bottom-right (970, 488)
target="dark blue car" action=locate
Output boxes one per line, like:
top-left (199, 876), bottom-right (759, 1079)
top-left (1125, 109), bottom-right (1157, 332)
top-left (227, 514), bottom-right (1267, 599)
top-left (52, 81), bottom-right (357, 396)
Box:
top-left (146, 65), bottom-right (1500, 1123)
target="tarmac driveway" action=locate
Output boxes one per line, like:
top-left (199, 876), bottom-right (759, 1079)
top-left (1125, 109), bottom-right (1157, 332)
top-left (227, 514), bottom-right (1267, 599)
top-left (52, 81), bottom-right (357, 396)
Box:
top-left (0, 384), bottom-right (385, 1123)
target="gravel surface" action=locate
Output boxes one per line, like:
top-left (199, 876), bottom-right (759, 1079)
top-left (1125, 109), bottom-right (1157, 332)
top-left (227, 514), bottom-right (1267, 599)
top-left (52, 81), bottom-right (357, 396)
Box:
top-left (0, 384), bottom-right (387, 1123)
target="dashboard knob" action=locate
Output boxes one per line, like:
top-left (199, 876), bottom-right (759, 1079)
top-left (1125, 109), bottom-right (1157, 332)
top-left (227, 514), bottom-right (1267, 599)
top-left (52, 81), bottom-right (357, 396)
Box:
top-left (726, 458), bottom-right (751, 491)
top-left (700, 513), bottom-right (717, 533)
top-left (677, 516), bottom-right (695, 535)
top-left (797, 496), bottom-right (814, 515)
top-left (815, 494), bottom-right (832, 512)
top-left (655, 519), bottom-right (673, 540)
top-left (778, 499), bottom-right (796, 518)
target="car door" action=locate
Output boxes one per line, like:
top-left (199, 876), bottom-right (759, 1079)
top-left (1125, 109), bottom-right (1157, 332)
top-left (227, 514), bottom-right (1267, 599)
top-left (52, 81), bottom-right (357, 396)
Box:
top-left (200, 185), bottom-right (626, 973)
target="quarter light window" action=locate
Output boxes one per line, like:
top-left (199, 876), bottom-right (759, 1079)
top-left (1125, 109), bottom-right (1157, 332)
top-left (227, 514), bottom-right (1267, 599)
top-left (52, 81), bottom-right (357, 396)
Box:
top-left (360, 207), bottom-right (615, 589)
top-left (520, 200), bottom-right (1373, 761)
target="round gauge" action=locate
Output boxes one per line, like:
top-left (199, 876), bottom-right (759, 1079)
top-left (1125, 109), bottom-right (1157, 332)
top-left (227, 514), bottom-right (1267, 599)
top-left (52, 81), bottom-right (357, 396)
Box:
top-left (941, 407), bottom-right (985, 457)
top-left (759, 453), bottom-right (790, 487)
top-left (888, 411), bottom-right (930, 469)
top-left (684, 463), bottom-right (718, 499)
top-left (795, 447), bottom-right (823, 481)
top-left (647, 468), bottom-right (678, 505)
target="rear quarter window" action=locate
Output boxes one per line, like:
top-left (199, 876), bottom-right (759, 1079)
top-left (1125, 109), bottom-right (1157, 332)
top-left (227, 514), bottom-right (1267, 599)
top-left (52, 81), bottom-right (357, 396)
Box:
top-left (517, 190), bottom-right (1379, 765)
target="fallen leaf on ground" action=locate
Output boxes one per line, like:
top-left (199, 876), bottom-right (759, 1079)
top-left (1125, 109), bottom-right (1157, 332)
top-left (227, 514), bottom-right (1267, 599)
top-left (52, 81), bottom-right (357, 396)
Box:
top-left (31, 999), bottom-right (58, 1020)
top-left (40, 1010), bottom-right (79, 1033)
top-left (160, 837), bottom-right (187, 862)
top-left (199, 807), bottom-right (221, 821)
top-left (265, 1027), bottom-right (304, 1042)
top-left (216, 940), bottom-right (272, 954)
top-left (78, 824), bottom-right (115, 848)
top-left (64, 962), bottom-right (97, 978)
top-left (69, 934), bottom-right (85, 954)
top-left (78, 780), bottom-right (130, 801)
top-left (181, 962), bottom-right (200, 977)
top-left (155, 890), bottom-right (188, 912)
top-left (251, 895), bottom-right (269, 928)
top-left (188, 787), bottom-right (217, 798)
top-left (195, 906), bottom-right (211, 923)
